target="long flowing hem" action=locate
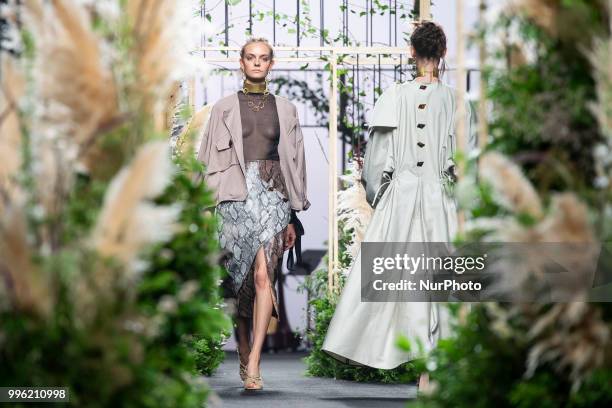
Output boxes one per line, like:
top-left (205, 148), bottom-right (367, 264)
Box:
top-left (321, 347), bottom-right (420, 370)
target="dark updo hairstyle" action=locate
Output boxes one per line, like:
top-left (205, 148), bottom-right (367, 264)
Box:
top-left (409, 21), bottom-right (447, 77)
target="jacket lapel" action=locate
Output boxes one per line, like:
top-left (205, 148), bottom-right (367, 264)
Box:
top-left (222, 94), bottom-right (245, 174)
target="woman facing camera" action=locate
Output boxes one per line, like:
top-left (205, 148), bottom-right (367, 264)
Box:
top-left (321, 21), bottom-right (477, 387)
top-left (197, 38), bottom-right (310, 390)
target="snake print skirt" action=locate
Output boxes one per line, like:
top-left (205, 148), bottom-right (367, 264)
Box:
top-left (216, 160), bottom-right (291, 321)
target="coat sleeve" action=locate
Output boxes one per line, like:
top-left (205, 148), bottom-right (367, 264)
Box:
top-left (446, 97), bottom-right (478, 178)
top-left (361, 84), bottom-right (398, 208)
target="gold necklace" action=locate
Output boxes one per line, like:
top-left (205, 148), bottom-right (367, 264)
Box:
top-left (417, 65), bottom-right (440, 80)
top-left (243, 80), bottom-right (270, 112)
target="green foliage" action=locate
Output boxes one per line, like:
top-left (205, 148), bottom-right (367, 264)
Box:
top-left (408, 306), bottom-right (528, 408)
top-left (411, 3), bottom-right (612, 407)
top-left (0, 154), bottom-right (230, 407)
top-left (142, 153), bottom-right (232, 379)
top-left (485, 11), bottom-right (604, 201)
top-left (409, 305), bottom-right (612, 408)
top-left (1, 2), bottom-right (233, 406)
top-left (192, 332), bottom-right (228, 377)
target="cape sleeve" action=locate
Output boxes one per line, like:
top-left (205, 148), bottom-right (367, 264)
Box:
top-left (446, 96), bottom-right (478, 179)
top-left (361, 84), bottom-right (398, 208)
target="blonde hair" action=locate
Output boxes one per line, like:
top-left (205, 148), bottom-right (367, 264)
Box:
top-left (240, 37), bottom-right (274, 59)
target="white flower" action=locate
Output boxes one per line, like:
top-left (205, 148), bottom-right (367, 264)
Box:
top-left (158, 295), bottom-right (178, 314)
top-left (177, 280), bottom-right (200, 303)
top-left (455, 177), bottom-right (479, 209)
top-left (426, 359), bottom-right (437, 372)
top-left (124, 319), bottom-right (145, 333)
top-left (593, 144), bottom-right (609, 160)
top-left (31, 204), bottom-right (46, 221)
top-left (594, 175), bottom-right (609, 189)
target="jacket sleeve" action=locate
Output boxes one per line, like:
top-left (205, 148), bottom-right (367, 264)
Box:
top-left (294, 110), bottom-right (311, 211)
top-left (361, 84), bottom-right (398, 208)
top-left (193, 105), bottom-right (217, 184)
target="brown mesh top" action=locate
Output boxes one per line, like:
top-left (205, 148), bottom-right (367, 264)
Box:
top-left (238, 91), bottom-right (281, 161)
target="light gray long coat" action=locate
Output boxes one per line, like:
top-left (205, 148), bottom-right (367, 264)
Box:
top-left (197, 93), bottom-right (311, 211)
top-left (322, 80), bottom-right (477, 369)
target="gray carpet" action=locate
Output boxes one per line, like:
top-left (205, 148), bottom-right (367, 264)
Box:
top-left (206, 351), bottom-right (417, 408)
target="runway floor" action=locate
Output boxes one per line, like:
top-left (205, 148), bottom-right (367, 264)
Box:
top-left (207, 351), bottom-right (417, 408)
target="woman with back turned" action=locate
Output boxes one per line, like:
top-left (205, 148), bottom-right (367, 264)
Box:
top-left (322, 21), bottom-right (477, 388)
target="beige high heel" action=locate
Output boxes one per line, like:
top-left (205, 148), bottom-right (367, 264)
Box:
top-left (237, 348), bottom-right (248, 381)
top-left (239, 363), bottom-right (247, 382)
top-left (243, 373), bottom-right (263, 390)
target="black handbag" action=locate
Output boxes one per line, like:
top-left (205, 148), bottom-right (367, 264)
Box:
top-left (286, 210), bottom-right (304, 272)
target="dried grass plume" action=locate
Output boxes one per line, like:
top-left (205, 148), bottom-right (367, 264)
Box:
top-left (90, 141), bottom-right (181, 274)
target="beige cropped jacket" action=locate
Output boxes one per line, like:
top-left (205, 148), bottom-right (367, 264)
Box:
top-left (196, 93), bottom-right (310, 211)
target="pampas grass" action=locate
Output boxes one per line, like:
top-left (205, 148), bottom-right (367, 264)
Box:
top-left (0, 202), bottom-right (52, 317)
top-left (125, 0), bottom-right (193, 132)
top-left (337, 160), bottom-right (373, 269)
top-left (536, 193), bottom-right (595, 242)
top-left (177, 104), bottom-right (213, 157)
top-left (480, 152), bottom-right (543, 218)
top-left (475, 167), bottom-right (595, 296)
top-left (0, 3), bottom-right (222, 404)
top-left (90, 141), bottom-right (181, 274)
top-left (586, 28), bottom-right (612, 192)
top-left (469, 150), bottom-right (604, 390)
top-left (517, 15), bottom-right (612, 389)
top-left (526, 302), bottom-right (610, 391)
top-left (587, 36), bottom-right (612, 141)
top-left (509, 0), bottom-right (560, 36)
top-left (0, 58), bottom-right (24, 212)
top-left (23, 0), bottom-right (119, 160)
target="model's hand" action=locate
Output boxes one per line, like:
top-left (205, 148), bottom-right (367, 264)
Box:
top-left (284, 223), bottom-right (296, 251)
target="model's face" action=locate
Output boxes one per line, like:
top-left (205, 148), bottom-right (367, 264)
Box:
top-left (240, 42), bottom-right (274, 82)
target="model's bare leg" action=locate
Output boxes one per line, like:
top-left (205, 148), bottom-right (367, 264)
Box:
top-left (246, 246), bottom-right (273, 380)
top-left (236, 317), bottom-right (251, 369)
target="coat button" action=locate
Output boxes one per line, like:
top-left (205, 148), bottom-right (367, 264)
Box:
top-left (417, 123), bottom-right (426, 129)
top-left (417, 161), bottom-right (424, 167)
top-left (420, 85), bottom-right (427, 90)
top-left (417, 142), bottom-right (425, 147)
top-left (418, 104), bottom-right (426, 109)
